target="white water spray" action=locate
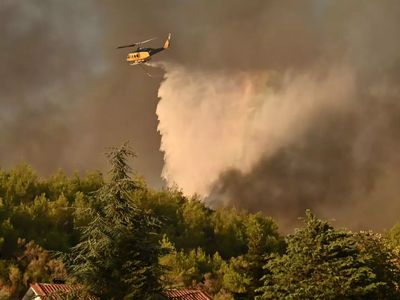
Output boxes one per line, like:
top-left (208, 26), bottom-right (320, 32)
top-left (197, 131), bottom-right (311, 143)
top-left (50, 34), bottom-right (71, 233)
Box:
top-left (153, 62), bottom-right (356, 198)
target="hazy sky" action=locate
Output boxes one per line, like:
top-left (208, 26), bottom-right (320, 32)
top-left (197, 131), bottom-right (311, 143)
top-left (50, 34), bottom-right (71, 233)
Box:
top-left (2, 1), bottom-right (400, 232)
top-left (0, 1), bottom-right (166, 187)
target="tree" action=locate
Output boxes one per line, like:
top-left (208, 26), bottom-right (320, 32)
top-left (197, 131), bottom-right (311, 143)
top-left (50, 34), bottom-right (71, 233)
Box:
top-left (257, 210), bottom-right (400, 300)
top-left (355, 230), bottom-right (400, 299)
top-left (234, 213), bottom-right (284, 300)
top-left (388, 222), bottom-right (400, 247)
top-left (59, 142), bottom-right (170, 299)
top-left (0, 239), bottom-right (65, 300)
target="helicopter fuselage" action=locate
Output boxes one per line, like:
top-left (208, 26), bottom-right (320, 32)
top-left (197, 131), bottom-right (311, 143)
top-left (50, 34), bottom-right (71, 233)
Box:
top-left (126, 47), bottom-right (165, 65)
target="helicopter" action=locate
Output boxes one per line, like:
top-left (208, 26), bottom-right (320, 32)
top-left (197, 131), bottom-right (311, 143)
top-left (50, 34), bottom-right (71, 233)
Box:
top-left (117, 33), bottom-right (171, 77)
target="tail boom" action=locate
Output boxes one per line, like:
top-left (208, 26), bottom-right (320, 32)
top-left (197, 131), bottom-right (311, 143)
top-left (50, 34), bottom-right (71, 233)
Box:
top-left (148, 33), bottom-right (171, 56)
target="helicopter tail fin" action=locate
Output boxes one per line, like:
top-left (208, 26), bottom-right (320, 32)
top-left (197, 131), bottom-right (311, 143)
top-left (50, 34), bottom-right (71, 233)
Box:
top-left (163, 33), bottom-right (171, 49)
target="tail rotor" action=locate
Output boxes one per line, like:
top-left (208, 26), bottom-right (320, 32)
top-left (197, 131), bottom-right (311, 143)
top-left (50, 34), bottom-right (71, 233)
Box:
top-left (163, 33), bottom-right (171, 49)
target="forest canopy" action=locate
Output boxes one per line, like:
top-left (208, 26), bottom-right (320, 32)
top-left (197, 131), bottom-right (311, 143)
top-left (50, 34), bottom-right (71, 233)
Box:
top-left (0, 143), bottom-right (399, 300)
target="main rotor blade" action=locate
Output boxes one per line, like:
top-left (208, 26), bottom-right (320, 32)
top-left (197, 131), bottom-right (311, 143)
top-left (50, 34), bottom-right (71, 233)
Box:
top-left (117, 43), bottom-right (138, 49)
top-left (137, 37), bottom-right (157, 45)
top-left (116, 37), bottom-right (157, 49)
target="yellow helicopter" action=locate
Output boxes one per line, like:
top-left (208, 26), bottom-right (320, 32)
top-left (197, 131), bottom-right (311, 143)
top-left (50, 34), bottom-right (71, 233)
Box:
top-left (117, 33), bottom-right (171, 77)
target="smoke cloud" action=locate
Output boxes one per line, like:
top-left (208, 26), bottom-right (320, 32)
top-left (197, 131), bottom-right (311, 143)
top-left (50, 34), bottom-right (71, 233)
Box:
top-left (155, 0), bottom-right (400, 232)
top-left (0, 1), bottom-right (104, 173)
top-left (0, 1), bottom-right (166, 186)
top-left (3, 1), bottom-right (400, 232)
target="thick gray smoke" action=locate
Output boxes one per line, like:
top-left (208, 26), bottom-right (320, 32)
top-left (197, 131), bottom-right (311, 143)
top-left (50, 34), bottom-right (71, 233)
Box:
top-left (3, 1), bottom-right (400, 232)
top-left (155, 0), bottom-right (400, 232)
top-left (0, 1), bottom-right (104, 174)
top-left (0, 1), bottom-right (166, 186)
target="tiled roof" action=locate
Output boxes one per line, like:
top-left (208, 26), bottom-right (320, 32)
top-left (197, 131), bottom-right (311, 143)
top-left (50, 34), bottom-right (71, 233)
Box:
top-left (31, 283), bottom-right (79, 295)
top-left (28, 283), bottom-right (213, 300)
top-left (29, 283), bottom-right (96, 299)
top-left (164, 289), bottom-right (213, 300)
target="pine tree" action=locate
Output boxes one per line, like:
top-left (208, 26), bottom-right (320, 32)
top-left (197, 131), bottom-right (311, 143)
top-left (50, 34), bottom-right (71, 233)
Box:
top-left (59, 142), bottom-right (170, 299)
top-left (257, 210), bottom-right (400, 300)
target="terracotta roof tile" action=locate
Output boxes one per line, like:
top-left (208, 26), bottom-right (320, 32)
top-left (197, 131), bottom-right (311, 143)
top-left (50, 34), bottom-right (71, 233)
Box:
top-left (29, 283), bottom-right (95, 299)
top-left (164, 289), bottom-right (213, 300)
top-left (29, 283), bottom-right (213, 300)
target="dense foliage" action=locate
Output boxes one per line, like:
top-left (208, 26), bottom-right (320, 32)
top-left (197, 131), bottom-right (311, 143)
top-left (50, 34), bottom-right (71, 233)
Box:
top-left (257, 210), bottom-right (400, 300)
top-left (0, 144), bottom-right (400, 299)
top-left (59, 143), bottom-right (170, 299)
